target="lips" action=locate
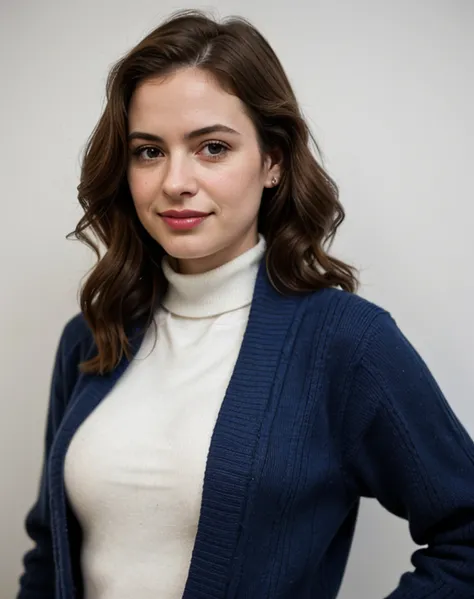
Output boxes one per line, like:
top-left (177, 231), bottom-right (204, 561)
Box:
top-left (160, 210), bottom-right (210, 218)
top-left (160, 211), bottom-right (211, 231)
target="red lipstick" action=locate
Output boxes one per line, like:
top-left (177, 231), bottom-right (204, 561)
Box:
top-left (160, 209), bottom-right (211, 231)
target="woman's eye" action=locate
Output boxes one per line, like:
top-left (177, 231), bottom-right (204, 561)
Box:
top-left (133, 146), bottom-right (161, 161)
top-left (201, 142), bottom-right (229, 159)
top-left (131, 142), bottom-right (228, 162)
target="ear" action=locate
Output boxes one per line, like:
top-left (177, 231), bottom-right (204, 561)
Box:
top-left (263, 147), bottom-right (283, 188)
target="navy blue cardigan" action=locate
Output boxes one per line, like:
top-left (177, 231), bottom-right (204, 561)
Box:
top-left (18, 260), bottom-right (474, 598)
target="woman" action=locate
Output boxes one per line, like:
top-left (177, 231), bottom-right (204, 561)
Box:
top-left (18, 9), bottom-right (474, 599)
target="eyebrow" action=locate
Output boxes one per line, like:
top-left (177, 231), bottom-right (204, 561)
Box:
top-left (128, 124), bottom-right (241, 144)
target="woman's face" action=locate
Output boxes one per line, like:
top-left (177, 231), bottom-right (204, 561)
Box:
top-left (127, 67), bottom-right (281, 274)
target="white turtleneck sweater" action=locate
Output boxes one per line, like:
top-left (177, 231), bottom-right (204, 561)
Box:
top-left (64, 235), bottom-right (266, 599)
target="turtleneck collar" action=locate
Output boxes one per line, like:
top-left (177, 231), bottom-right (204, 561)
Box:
top-left (161, 235), bottom-right (267, 318)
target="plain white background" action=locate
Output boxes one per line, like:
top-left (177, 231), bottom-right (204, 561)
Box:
top-left (1, 0), bottom-right (473, 597)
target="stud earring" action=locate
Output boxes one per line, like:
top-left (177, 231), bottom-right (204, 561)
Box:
top-left (271, 177), bottom-right (278, 186)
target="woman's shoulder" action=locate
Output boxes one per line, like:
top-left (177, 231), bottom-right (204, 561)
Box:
top-left (306, 286), bottom-right (390, 332)
top-left (57, 311), bottom-right (95, 363)
top-left (302, 286), bottom-right (402, 365)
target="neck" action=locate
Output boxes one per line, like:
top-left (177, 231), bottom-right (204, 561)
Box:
top-left (160, 234), bottom-right (266, 318)
top-left (174, 233), bottom-right (260, 275)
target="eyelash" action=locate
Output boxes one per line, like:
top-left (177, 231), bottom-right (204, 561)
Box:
top-left (131, 141), bottom-right (230, 163)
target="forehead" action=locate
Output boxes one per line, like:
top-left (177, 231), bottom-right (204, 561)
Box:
top-left (127, 67), bottom-right (250, 133)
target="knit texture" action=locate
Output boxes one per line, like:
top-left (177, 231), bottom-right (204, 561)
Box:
top-left (62, 235), bottom-right (266, 599)
top-left (161, 234), bottom-right (266, 317)
top-left (17, 258), bottom-right (474, 599)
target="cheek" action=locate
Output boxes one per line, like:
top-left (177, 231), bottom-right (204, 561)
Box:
top-left (128, 169), bottom-right (157, 209)
top-left (211, 157), bottom-right (264, 204)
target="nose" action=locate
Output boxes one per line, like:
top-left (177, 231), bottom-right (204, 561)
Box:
top-left (162, 153), bottom-right (198, 199)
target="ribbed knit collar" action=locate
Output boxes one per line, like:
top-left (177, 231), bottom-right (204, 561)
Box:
top-left (161, 234), bottom-right (266, 318)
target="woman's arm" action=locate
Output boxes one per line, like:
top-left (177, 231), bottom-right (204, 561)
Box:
top-left (17, 318), bottom-right (83, 599)
top-left (343, 312), bottom-right (474, 598)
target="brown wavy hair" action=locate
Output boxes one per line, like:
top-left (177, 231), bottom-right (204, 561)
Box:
top-left (69, 8), bottom-right (359, 375)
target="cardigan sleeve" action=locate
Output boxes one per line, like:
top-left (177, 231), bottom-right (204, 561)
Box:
top-left (17, 320), bottom-right (82, 599)
top-left (342, 312), bottom-right (474, 598)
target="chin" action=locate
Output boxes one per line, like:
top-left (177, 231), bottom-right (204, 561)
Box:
top-left (167, 250), bottom-right (213, 261)
top-left (160, 237), bottom-right (216, 261)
